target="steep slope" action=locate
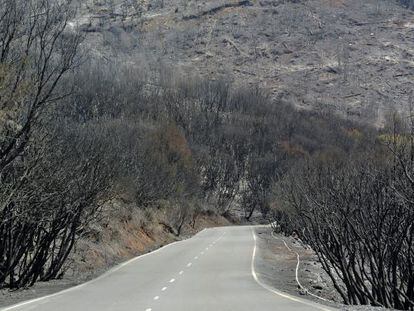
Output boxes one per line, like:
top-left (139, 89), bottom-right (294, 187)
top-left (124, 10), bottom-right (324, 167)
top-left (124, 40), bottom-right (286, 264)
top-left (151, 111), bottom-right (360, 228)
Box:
top-left (76, 0), bottom-right (414, 124)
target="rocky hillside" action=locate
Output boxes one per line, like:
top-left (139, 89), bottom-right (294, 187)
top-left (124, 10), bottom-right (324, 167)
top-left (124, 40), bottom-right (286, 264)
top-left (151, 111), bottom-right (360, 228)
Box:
top-left (75, 0), bottom-right (414, 125)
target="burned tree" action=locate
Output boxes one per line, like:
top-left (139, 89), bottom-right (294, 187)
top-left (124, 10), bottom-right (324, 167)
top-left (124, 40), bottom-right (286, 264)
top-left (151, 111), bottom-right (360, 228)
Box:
top-left (0, 0), bottom-right (103, 289)
top-left (275, 137), bottom-right (414, 309)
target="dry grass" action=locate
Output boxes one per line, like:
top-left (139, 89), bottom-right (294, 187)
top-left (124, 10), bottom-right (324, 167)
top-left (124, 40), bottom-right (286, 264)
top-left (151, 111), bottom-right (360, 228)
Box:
top-left (68, 199), bottom-right (230, 279)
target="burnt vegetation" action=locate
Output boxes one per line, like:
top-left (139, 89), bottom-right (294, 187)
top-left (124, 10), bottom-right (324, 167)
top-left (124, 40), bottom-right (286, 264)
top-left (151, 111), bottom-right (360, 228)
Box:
top-left (272, 117), bottom-right (414, 309)
top-left (0, 0), bottom-right (413, 310)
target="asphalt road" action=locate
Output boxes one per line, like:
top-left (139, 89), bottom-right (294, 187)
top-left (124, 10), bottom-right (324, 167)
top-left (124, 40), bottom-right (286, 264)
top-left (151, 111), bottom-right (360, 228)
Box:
top-left (1, 226), bottom-right (335, 311)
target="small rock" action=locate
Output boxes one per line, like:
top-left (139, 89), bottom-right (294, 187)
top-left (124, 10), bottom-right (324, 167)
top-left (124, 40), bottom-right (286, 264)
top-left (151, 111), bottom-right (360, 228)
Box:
top-left (312, 284), bottom-right (324, 290)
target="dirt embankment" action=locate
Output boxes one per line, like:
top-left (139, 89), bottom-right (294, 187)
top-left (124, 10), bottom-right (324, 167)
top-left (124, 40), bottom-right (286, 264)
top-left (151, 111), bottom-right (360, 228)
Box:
top-left (254, 227), bottom-right (394, 311)
top-left (0, 200), bottom-right (230, 308)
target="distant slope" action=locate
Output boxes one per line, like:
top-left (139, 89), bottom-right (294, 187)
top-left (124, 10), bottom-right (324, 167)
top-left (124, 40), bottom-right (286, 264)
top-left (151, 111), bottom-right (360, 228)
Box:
top-left (76, 0), bottom-right (414, 125)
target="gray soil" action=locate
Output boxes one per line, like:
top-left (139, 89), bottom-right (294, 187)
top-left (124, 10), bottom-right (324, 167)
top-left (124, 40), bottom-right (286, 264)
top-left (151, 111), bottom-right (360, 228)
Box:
top-left (2, 0), bottom-right (410, 309)
top-left (0, 272), bottom-right (99, 309)
top-left (75, 0), bottom-right (414, 125)
top-left (254, 227), bottom-right (394, 311)
top-left (0, 250), bottom-right (160, 309)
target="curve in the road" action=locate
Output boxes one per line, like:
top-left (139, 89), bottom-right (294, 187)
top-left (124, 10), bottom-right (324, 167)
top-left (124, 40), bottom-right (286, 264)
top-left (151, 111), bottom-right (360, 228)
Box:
top-left (1, 226), bottom-right (336, 311)
top-left (250, 228), bottom-right (334, 311)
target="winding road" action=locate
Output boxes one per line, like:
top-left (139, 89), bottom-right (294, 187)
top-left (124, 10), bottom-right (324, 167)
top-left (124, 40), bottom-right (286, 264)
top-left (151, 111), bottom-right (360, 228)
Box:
top-left (1, 226), bottom-right (335, 311)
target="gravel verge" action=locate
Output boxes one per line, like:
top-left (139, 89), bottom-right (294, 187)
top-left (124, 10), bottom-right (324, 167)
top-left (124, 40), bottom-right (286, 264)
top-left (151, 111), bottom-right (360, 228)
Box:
top-left (254, 227), bottom-right (395, 311)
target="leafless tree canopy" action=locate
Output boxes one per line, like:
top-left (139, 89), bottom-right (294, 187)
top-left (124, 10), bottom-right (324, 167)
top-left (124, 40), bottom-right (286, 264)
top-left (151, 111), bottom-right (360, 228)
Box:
top-left (272, 120), bottom-right (414, 310)
top-left (0, 0), bottom-right (99, 288)
top-left (0, 3), bottom-right (412, 310)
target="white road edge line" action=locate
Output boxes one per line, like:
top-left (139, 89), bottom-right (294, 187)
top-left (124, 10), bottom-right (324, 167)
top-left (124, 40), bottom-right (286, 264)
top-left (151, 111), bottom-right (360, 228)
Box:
top-left (271, 231), bottom-right (333, 303)
top-left (0, 228), bottom-right (209, 311)
top-left (250, 227), bottom-right (335, 311)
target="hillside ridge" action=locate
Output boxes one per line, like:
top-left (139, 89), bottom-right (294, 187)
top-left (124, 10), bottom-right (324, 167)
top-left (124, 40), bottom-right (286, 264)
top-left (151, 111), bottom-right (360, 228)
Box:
top-left (76, 0), bottom-right (414, 125)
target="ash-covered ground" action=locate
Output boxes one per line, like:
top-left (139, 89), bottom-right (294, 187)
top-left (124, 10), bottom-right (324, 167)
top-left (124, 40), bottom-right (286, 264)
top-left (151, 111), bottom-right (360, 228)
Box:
top-left (75, 0), bottom-right (414, 125)
top-left (254, 226), bottom-right (395, 311)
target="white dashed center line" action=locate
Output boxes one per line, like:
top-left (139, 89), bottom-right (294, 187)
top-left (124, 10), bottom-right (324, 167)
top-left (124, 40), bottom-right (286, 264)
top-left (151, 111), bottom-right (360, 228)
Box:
top-left (143, 231), bottom-right (228, 311)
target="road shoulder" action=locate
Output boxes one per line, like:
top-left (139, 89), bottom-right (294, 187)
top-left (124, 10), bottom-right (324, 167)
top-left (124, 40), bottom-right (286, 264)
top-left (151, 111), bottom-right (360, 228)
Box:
top-left (253, 227), bottom-right (394, 311)
top-left (0, 211), bottom-right (229, 309)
